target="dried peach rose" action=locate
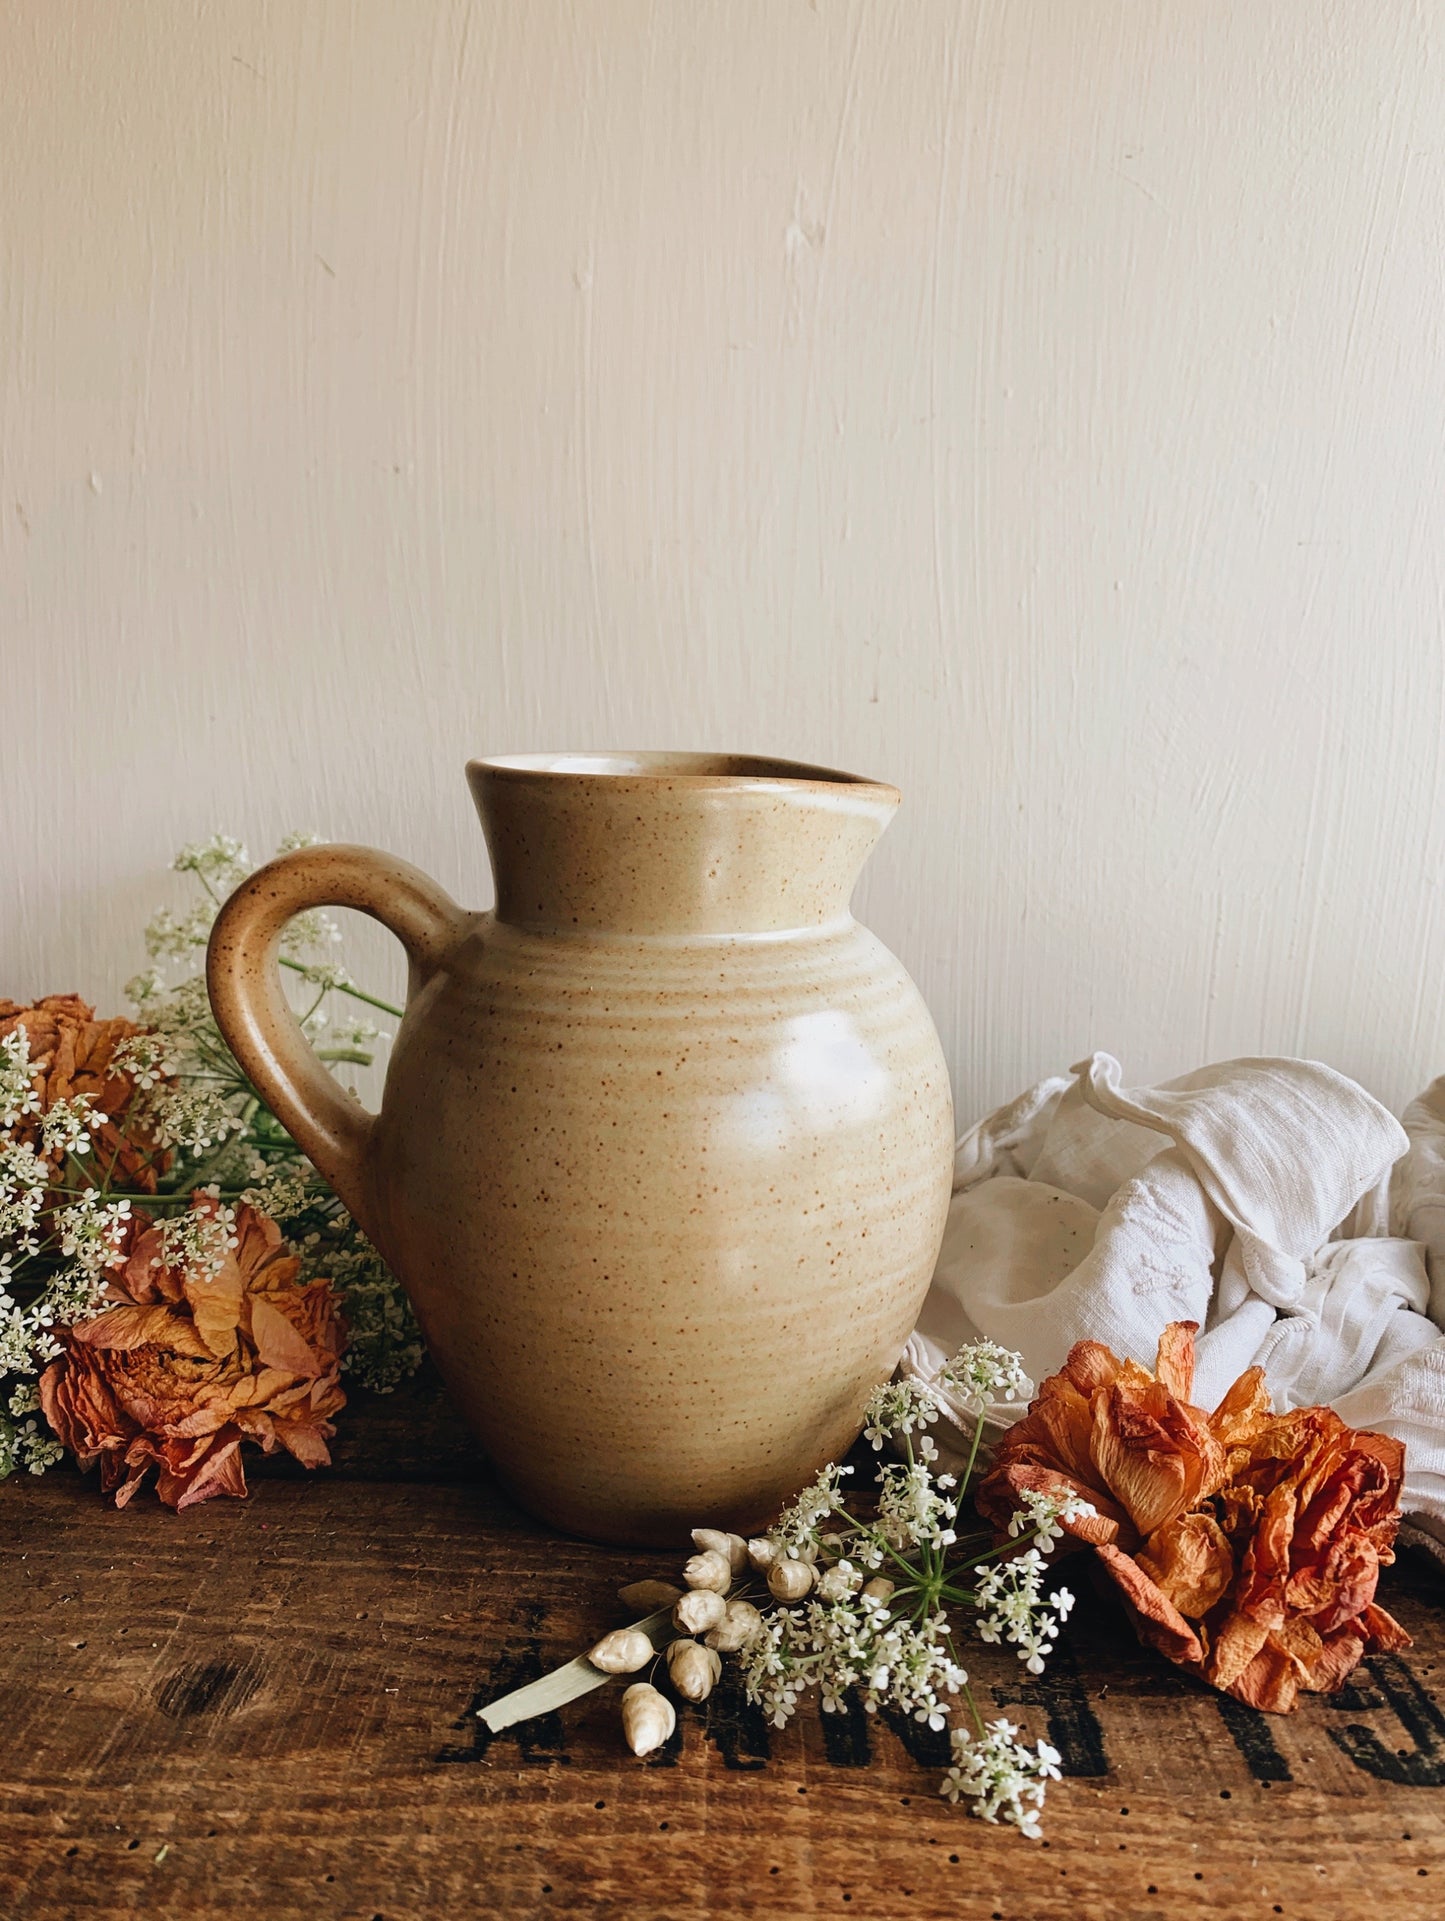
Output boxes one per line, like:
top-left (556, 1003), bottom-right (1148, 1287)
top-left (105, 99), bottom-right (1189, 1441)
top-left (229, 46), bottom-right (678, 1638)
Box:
top-left (1191, 1406), bottom-right (1411, 1711)
top-left (976, 1320), bottom-right (1267, 1553)
top-left (0, 993), bottom-right (166, 1192)
top-left (39, 1195), bottom-right (345, 1509)
top-left (981, 1322), bottom-right (1409, 1712)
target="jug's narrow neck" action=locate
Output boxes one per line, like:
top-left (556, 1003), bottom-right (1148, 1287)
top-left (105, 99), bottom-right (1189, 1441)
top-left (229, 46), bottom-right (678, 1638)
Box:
top-left (468, 759), bottom-right (899, 937)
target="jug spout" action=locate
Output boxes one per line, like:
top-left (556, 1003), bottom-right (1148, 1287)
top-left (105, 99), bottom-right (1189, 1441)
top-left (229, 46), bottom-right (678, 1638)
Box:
top-left (467, 752), bottom-right (900, 937)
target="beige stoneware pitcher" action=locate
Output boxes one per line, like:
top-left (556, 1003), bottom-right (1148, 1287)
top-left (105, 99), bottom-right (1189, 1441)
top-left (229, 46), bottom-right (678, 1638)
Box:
top-left (206, 754), bottom-right (954, 1545)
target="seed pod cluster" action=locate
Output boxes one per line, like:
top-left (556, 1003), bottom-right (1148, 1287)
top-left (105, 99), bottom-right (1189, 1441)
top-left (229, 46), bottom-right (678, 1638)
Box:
top-left (615, 1520), bottom-right (777, 1758)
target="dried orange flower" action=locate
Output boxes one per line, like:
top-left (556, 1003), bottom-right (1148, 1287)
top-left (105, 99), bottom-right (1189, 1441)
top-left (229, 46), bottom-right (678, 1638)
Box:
top-left (39, 1195), bottom-right (345, 1509)
top-left (0, 993), bottom-right (165, 1192)
top-left (976, 1320), bottom-right (1262, 1552)
top-left (978, 1322), bottom-right (1409, 1712)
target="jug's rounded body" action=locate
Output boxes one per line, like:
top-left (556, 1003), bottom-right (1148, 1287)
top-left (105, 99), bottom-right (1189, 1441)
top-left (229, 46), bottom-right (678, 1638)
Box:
top-left (208, 755), bottom-right (954, 1545)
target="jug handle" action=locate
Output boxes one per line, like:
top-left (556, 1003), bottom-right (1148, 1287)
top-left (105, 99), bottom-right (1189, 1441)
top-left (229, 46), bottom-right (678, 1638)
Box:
top-left (206, 844), bottom-right (469, 1244)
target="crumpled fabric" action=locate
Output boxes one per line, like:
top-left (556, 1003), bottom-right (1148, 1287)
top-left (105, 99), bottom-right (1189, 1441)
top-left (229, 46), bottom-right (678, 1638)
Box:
top-left (903, 1052), bottom-right (1445, 1563)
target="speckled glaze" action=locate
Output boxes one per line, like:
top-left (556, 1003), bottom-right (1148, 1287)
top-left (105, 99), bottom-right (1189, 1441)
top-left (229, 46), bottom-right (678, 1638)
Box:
top-left (206, 754), bottom-right (954, 1546)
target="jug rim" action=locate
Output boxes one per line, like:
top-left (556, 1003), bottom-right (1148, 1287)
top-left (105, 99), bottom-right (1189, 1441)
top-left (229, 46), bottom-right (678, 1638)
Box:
top-left (468, 751), bottom-right (900, 801)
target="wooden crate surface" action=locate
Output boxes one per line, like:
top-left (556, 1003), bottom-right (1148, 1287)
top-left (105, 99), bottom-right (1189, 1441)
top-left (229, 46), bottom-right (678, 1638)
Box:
top-left (1, 1371), bottom-right (1442, 1921)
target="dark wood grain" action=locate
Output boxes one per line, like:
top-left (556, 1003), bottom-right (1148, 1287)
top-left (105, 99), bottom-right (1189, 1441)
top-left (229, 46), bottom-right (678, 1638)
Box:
top-left (1, 1372), bottom-right (1442, 1920)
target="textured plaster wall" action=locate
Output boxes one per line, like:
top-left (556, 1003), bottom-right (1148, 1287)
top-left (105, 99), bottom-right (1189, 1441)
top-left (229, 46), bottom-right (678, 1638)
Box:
top-left (3, 1), bottom-right (1445, 1124)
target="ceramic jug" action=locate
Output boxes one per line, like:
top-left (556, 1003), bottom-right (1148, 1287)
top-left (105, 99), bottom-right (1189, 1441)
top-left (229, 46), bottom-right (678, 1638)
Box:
top-left (206, 753), bottom-right (954, 1545)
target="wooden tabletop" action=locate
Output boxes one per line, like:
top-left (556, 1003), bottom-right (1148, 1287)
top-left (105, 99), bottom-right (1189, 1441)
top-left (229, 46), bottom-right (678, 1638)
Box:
top-left (2, 1370), bottom-right (1443, 1921)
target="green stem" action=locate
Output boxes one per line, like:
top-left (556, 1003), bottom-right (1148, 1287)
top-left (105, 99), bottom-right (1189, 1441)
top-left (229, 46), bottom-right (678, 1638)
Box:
top-left (198, 864), bottom-right (404, 1019)
top-left (960, 1405), bottom-right (988, 1495)
top-left (278, 957), bottom-right (403, 1020)
top-left (961, 1680), bottom-right (987, 1741)
top-left (964, 1521), bottom-right (1063, 1567)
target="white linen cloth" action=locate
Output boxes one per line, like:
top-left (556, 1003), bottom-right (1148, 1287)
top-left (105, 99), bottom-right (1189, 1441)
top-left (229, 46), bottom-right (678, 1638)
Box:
top-left (903, 1053), bottom-right (1445, 1561)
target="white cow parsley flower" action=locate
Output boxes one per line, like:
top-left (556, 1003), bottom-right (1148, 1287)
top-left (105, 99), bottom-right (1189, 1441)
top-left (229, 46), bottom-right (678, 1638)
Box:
top-left (156, 1195), bottom-right (239, 1283)
top-left (940, 1719), bottom-right (1062, 1838)
top-left (974, 1549), bottom-right (1076, 1674)
top-left (769, 1462), bottom-right (854, 1558)
top-left (1007, 1485), bottom-right (1098, 1549)
top-left (0, 1029), bottom-right (42, 1128)
top-left (861, 1377), bottom-right (941, 1449)
top-left (40, 1096), bottom-right (104, 1160)
top-left (939, 1339), bottom-right (1032, 1411)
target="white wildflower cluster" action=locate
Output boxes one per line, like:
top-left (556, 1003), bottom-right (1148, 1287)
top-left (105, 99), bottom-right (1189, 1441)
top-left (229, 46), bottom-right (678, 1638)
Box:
top-left (876, 1458), bottom-right (959, 1550)
top-left (741, 1599), bottom-right (968, 1730)
top-left (55, 1190), bottom-right (134, 1278)
top-left (8, 1379), bottom-right (40, 1416)
top-left (940, 1719), bottom-right (1062, 1839)
top-left (173, 833), bottom-right (252, 888)
top-left (938, 1339), bottom-right (1032, 1412)
top-left (861, 1377), bottom-right (941, 1450)
top-left (562, 1337), bottom-right (1071, 1836)
top-left (973, 1548), bottom-right (1077, 1674)
top-left (769, 1462), bottom-right (854, 1558)
top-left (111, 1030), bottom-right (178, 1092)
top-left (0, 1034), bottom-right (135, 1468)
top-left (145, 1082), bottom-right (247, 1156)
top-left (0, 1028), bottom-right (42, 1127)
top-left (0, 1139), bottom-right (49, 1283)
top-left (1007, 1484), bottom-right (1096, 1550)
top-left (144, 902), bottom-right (221, 964)
top-left (156, 1194), bottom-right (239, 1283)
top-left (293, 1215), bottom-right (422, 1392)
top-left (325, 1016), bottom-right (389, 1053)
top-left (285, 950), bottom-right (349, 989)
top-left (39, 1093), bottom-right (104, 1162)
top-left (0, 1414), bottom-right (65, 1479)
top-left (722, 1338), bottom-right (1077, 1834)
top-left (241, 1160), bottom-right (313, 1221)
top-left (272, 841), bottom-right (346, 966)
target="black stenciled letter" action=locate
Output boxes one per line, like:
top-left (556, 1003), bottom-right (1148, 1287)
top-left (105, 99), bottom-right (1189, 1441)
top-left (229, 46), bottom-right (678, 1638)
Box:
top-left (437, 1606), bottom-right (570, 1766)
top-left (1330, 1653), bottom-right (1445, 1786)
top-left (1214, 1692), bottom-right (1293, 1783)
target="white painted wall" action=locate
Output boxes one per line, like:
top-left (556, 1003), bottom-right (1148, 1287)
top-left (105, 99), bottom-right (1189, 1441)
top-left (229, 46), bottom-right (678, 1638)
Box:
top-left (4, 1), bottom-right (1445, 1126)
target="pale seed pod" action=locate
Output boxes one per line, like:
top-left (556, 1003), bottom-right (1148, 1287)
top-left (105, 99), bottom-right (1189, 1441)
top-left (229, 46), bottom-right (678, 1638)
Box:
top-left (861, 1577), bottom-right (895, 1605)
top-left (767, 1556), bottom-right (815, 1603)
top-left (746, 1537), bottom-right (778, 1573)
top-left (621, 1682), bottom-right (676, 1756)
top-left (617, 1579), bottom-right (683, 1611)
top-left (666, 1637), bottom-right (722, 1703)
top-left (705, 1598), bottom-right (763, 1653)
top-left (673, 1586), bottom-right (728, 1635)
top-left (588, 1627), bottom-right (655, 1674)
top-left (692, 1527), bottom-right (749, 1574)
top-left (681, 1549), bottom-right (732, 1595)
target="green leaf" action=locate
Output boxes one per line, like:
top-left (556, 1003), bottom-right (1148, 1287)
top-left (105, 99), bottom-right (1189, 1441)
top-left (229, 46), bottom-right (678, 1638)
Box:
top-left (476, 1605), bottom-right (674, 1732)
